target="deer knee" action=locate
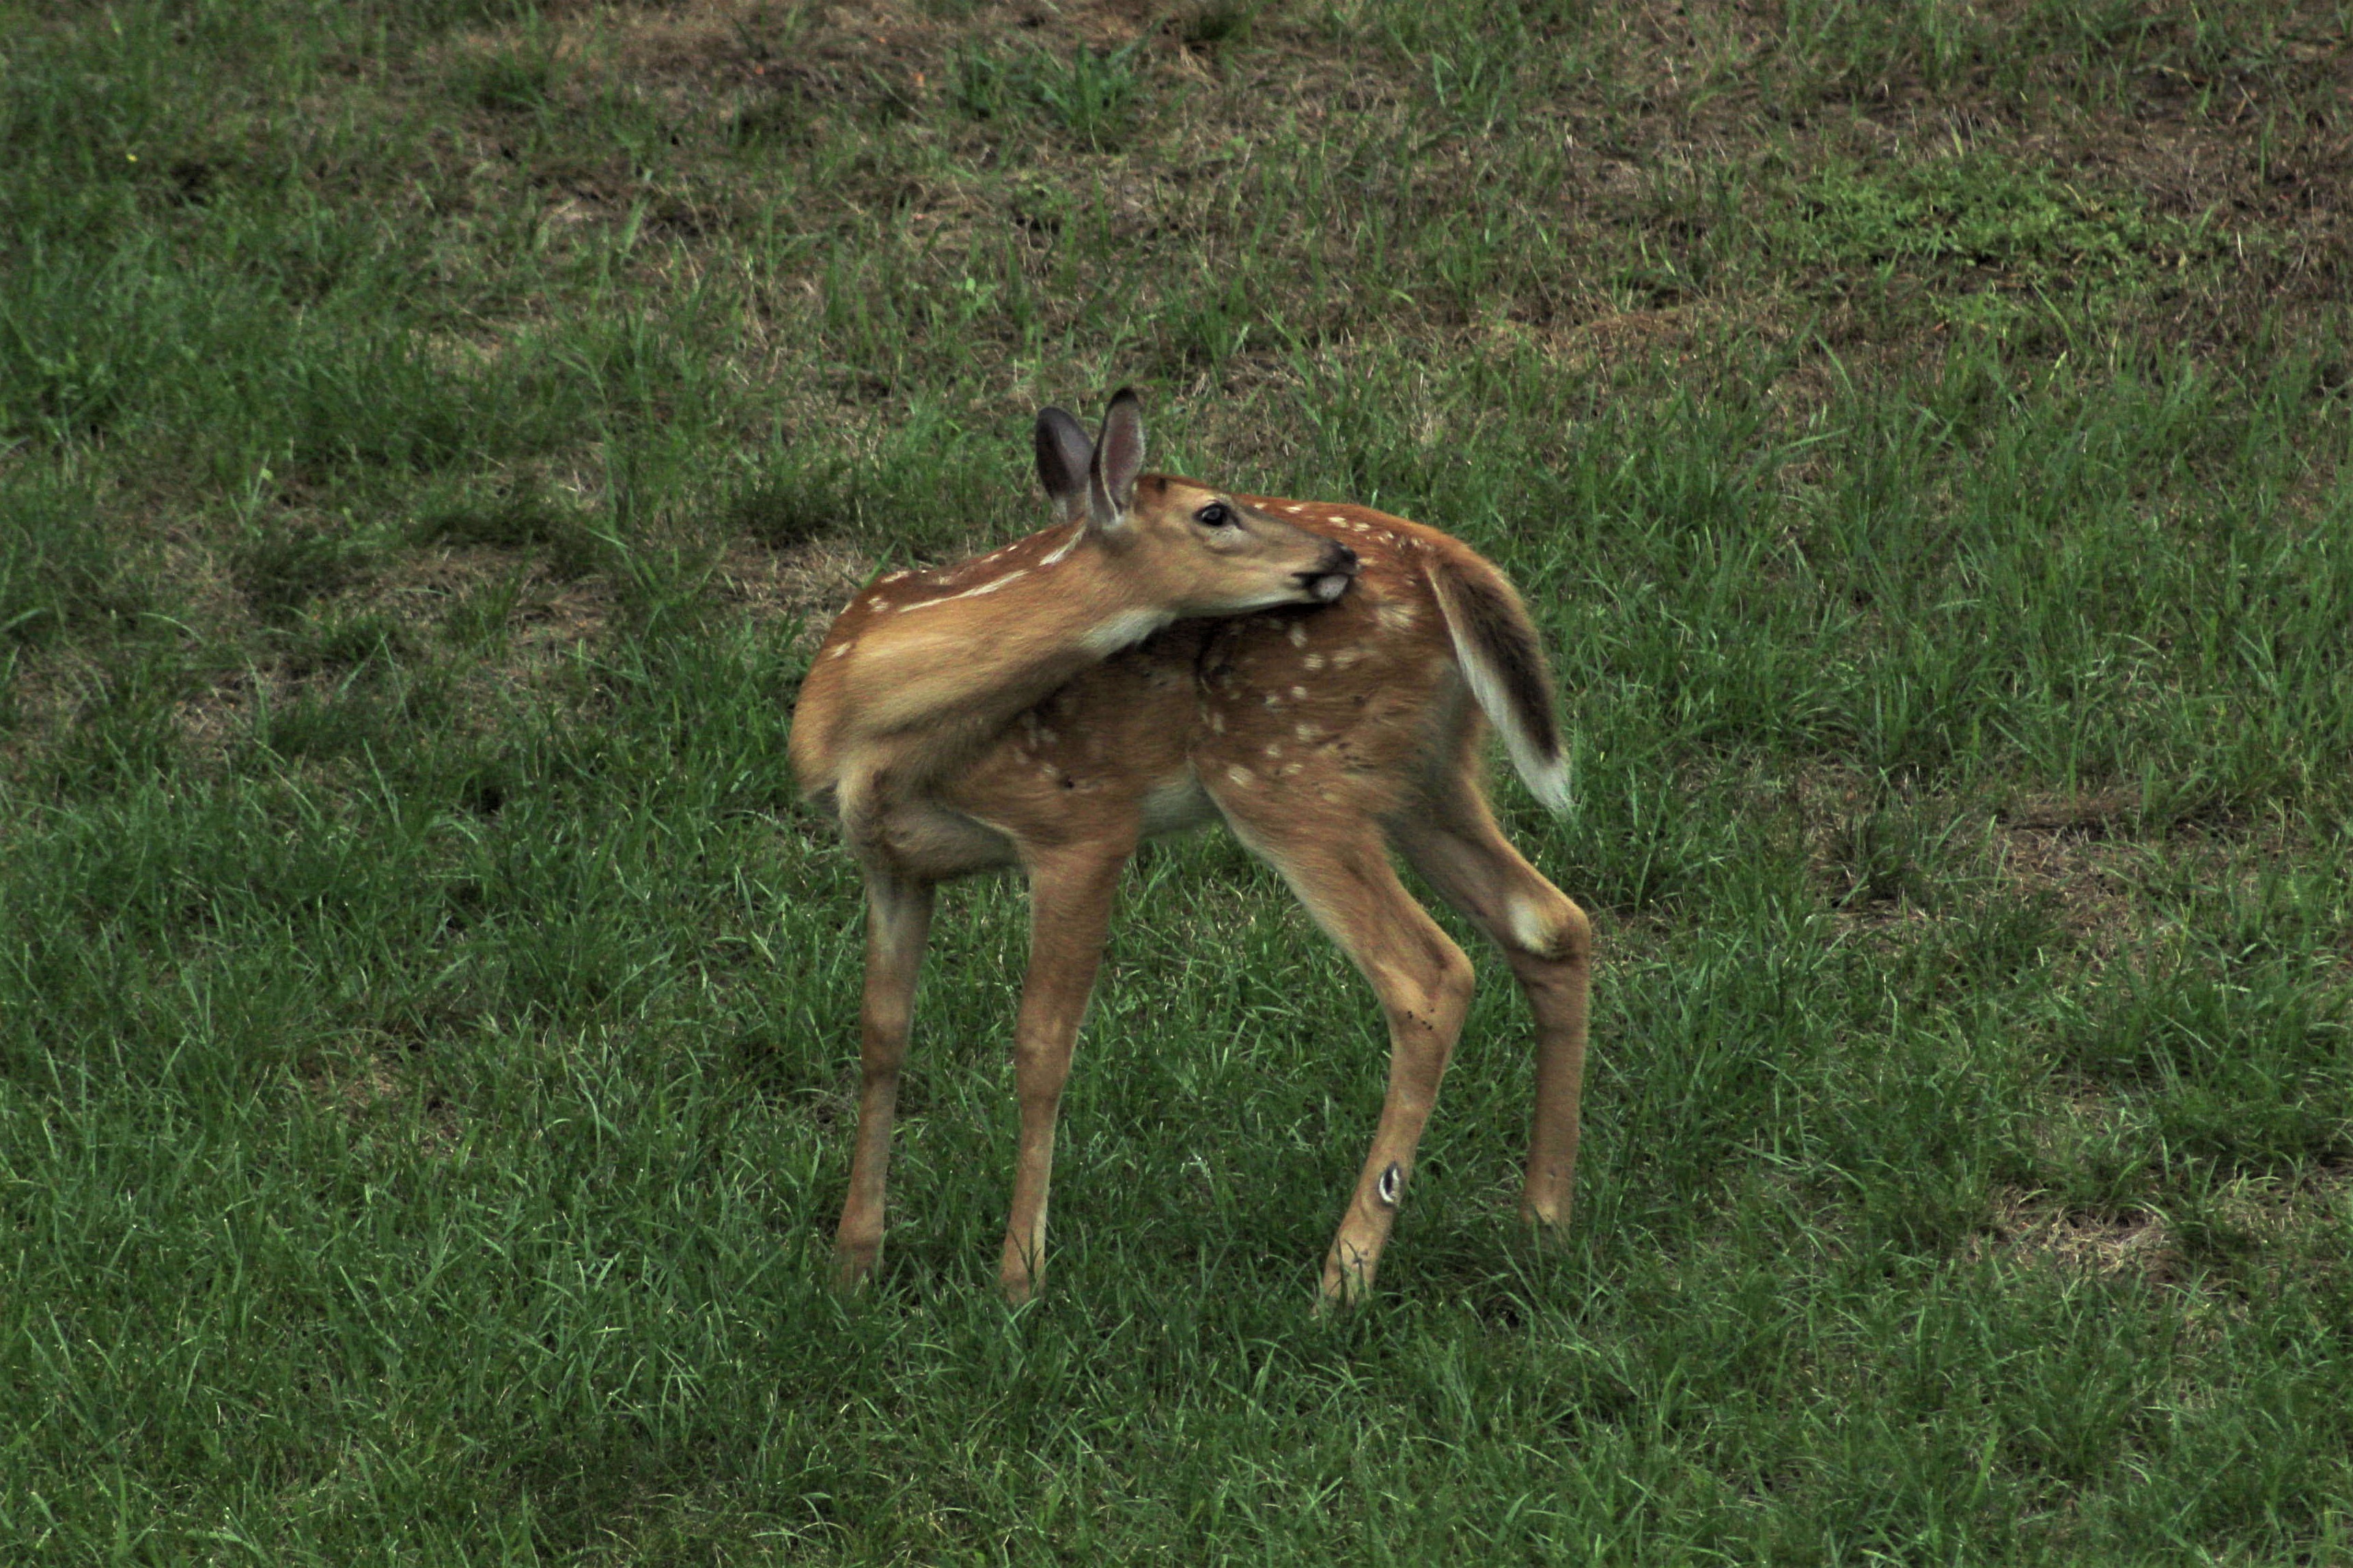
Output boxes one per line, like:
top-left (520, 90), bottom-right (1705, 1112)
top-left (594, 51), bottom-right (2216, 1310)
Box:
top-left (1435, 941), bottom-right (1477, 1016)
top-left (1413, 940), bottom-right (1478, 1031)
top-left (859, 986), bottom-right (918, 1055)
top-left (1369, 936), bottom-right (1475, 1039)
top-left (1505, 888), bottom-right (1589, 966)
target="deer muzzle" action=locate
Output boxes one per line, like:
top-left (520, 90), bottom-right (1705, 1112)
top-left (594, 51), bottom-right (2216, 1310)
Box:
top-left (1303, 542), bottom-right (1361, 604)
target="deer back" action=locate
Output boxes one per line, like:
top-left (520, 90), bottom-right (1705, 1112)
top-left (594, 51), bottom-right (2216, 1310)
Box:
top-left (936, 499), bottom-right (1560, 848)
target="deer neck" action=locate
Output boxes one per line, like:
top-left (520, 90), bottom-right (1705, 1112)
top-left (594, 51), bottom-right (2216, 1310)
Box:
top-left (826, 528), bottom-right (1172, 754)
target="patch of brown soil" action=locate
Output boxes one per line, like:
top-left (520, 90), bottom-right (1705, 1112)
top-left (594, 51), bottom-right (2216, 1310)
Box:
top-left (1533, 305), bottom-right (1714, 373)
top-left (1975, 1186), bottom-right (2178, 1282)
top-left (1995, 805), bottom-right (2149, 960)
top-left (303, 1046), bottom-right (464, 1156)
top-left (712, 539), bottom-right (880, 641)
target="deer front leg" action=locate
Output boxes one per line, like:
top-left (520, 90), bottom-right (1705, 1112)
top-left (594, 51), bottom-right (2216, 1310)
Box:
top-left (999, 845), bottom-right (1130, 1304)
top-left (833, 871), bottom-right (936, 1291)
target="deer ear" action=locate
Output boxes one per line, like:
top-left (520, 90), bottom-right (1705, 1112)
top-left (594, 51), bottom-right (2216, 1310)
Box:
top-left (1033, 407), bottom-right (1094, 524)
top-left (1087, 388), bottom-right (1146, 532)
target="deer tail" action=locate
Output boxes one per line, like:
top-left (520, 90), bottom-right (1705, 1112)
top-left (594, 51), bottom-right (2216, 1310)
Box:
top-left (1427, 551), bottom-right (1570, 813)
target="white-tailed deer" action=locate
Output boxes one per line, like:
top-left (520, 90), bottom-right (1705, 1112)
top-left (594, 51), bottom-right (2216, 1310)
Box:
top-left (790, 391), bottom-right (1590, 1304)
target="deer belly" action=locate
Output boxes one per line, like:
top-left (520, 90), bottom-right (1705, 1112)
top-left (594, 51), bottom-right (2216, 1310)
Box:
top-left (876, 799), bottom-right (1019, 878)
top-left (1139, 771), bottom-right (1218, 838)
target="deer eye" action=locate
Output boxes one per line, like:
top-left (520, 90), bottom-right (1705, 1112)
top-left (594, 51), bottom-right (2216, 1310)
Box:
top-left (1195, 503), bottom-right (1234, 528)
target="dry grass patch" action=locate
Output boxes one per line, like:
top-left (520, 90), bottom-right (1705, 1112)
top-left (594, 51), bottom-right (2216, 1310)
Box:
top-left (1996, 793), bottom-right (2152, 955)
top-left (304, 1041), bottom-right (467, 1156)
top-left (710, 539), bottom-right (882, 639)
top-left (1976, 1185), bottom-right (2178, 1282)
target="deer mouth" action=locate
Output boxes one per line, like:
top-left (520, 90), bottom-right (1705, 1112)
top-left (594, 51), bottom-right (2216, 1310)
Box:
top-left (1301, 543), bottom-right (1360, 603)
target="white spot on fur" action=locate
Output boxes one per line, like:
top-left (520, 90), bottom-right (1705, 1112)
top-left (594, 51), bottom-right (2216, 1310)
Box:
top-left (1332, 649), bottom-right (1361, 667)
top-left (828, 641), bottom-right (854, 659)
top-left (1303, 654), bottom-right (1324, 671)
top-left (1290, 685), bottom-right (1308, 700)
top-left (1208, 710), bottom-right (1225, 733)
top-left (1039, 529), bottom-right (1081, 567)
top-left (900, 568), bottom-right (1029, 611)
top-left (1295, 723), bottom-right (1322, 741)
top-left (1377, 602), bottom-right (1418, 632)
top-left (1286, 624), bottom-right (1307, 647)
top-left (1226, 764), bottom-right (1253, 787)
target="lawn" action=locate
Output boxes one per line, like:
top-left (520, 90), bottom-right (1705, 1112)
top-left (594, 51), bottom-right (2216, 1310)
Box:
top-left (3, 0), bottom-right (2351, 1560)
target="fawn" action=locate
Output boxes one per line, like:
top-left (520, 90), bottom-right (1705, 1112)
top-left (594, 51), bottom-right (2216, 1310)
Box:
top-left (790, 391), bottom-right (1591, 1304)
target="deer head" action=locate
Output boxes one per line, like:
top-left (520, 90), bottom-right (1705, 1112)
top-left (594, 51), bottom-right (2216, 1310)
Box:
top-left (1034, 391), bottom-right (1359, 616)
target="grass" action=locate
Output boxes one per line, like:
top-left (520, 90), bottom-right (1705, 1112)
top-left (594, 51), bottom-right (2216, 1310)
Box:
top-left (3, 0), bottom-right (2352, 1560)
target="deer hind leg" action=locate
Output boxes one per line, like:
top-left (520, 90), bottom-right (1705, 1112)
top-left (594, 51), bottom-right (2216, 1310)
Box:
top-left (1224, 812), bottom-right (1477, 1304)
top-left (833, 869), bottom-right (936, 1291)
top-left (999, 845), bottom-right (1130, 1304)
top-left (1393, 783), bottom-right (1592, 1231)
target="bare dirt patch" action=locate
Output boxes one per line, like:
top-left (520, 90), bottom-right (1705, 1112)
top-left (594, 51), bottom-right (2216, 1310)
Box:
top-left (1995, 796), bottom-right (2152, 958)
top-left (712, 539), bottom-right (880, 640)
top-left (305, 1044), bottom-right (465, 1156)
top-left (1975, 1186), bottom-right (2178, 1282)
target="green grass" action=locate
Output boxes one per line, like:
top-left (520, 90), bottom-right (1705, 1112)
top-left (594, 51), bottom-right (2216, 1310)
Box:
top-left (4, 0), bottom-right (2353, 1560)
